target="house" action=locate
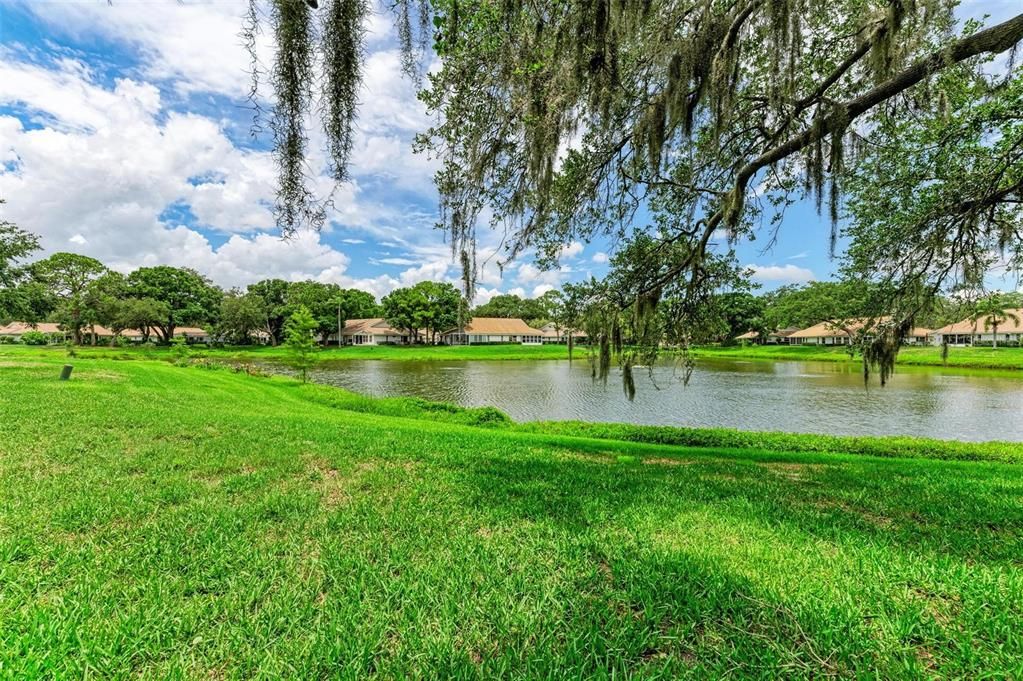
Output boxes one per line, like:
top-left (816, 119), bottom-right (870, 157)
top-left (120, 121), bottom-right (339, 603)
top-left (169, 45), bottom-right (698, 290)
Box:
top-left (788, 319), bottom-right (875, 345)
top-left (337, 318), bottom-right (411, 345)
top-left (442, 317), bottom-right (546, 345)
top-left (0, 322), bottom-right (67, 341)
top-left (175, 327), bottom-right (211, 343)
top-left (790, 318), bottom-right (932, 346)
top-left (735, 327), bottom-right (800, 344)
top-left (537, 322), bottom-right (588, 344)
top-left (929, 309), bottom-right (1023, 346)
top-left (903, 327), bottom-right (933, 345)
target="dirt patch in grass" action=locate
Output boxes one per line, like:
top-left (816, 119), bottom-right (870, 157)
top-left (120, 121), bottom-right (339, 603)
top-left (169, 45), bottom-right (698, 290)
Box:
top-left (813, 499), bottom-right (895, 529)
top-left (759, 461), bottom-right (829, 481)
top-left (642, 456), bottom-right (698, 466)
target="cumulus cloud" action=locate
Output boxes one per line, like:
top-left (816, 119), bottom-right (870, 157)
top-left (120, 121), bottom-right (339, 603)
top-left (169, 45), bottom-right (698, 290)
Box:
top-left (592, 251), bottom-right (609, 264)
top-left (558, 241), bottom-right (584, 259)
top-left (747, 264), bottom-right (816, 285)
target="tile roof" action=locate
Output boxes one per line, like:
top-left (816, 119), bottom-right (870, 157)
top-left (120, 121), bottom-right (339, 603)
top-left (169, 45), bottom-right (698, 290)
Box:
top-left (931, 309), bottom-right (1023, 335)
top-left (449, 317), bottom-right (543, 335)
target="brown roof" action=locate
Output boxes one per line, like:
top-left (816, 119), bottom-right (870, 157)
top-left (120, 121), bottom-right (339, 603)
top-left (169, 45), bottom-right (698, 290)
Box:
top-left (341, 318), bottom-right (406, 336)
top-left (932, 309), bottom-right (1023, 335)
top-left (448, 317), bottom-right (543, 335)
top-left (789, 318), bottom-right (877, 339)
top-left (735, 330), bottom-right (758, 339)
top-left (0, 322), bottom-right (65, 335)
top-left (175, 327), bottom-right (209, 336)
top-left (538, 323), bottom-right (586, 338)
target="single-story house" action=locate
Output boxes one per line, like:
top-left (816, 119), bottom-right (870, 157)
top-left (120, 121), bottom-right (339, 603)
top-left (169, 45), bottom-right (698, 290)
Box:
top-left (903, 327), bottom-right (933, 345)
top-left (175, 327), bottom-right (211, 343)
top-left (735, 326), bottom-right (801, 344)
top-left (929, 309), bottom-right (1023, 346)
top-left (537, 323), bottom-right (588, 344)
top-left (337, 318), bottom-right (411, 345)
top-left (0, 321), bottom-right (67, 341)
top-left (788, 319), bottom-right (880, 345)
top-left (442, 317), bottom-right (546, 345)
top-left (789, 318), bottom-right (931, 346)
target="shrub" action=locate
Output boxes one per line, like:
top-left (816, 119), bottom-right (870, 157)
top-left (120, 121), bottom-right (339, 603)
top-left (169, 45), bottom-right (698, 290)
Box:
top-left (0, 335), bottom-right (14, 344)
top-left (20, 331), bottom-right (48, 346)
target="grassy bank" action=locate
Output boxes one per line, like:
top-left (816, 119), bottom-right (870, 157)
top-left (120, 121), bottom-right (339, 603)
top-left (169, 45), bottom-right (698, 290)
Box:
top-left (696, 343), bottom-right (1023, 371)
top-left (0, 341), bottom-right (576, 363)
top-left (2, 350), bottom-right (1022, 677)
top-left (10, 340), bottom-right (1023, 373)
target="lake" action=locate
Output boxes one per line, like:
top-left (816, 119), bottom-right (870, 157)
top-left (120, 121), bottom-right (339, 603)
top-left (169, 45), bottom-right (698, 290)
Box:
top-left (296, 358), bottom-right (1023, 442)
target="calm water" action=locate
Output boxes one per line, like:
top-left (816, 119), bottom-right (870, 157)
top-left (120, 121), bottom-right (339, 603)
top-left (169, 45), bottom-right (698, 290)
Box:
top-left (298, 358), bottom-right (1023, 442)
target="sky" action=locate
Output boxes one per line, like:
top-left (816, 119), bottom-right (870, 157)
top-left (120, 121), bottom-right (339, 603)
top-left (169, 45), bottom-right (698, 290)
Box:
top-left (0, 0), bottom-right (1018, 303)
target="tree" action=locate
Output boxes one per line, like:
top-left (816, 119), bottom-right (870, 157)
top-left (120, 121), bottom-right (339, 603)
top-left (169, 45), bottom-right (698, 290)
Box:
top-left (284, 306), bottom-right (319, 382)
top-left (970, 294), bottom-right (1021, 349)
top-left (382, 281), bottom-right (462, 344)
top-left (218, 291), bottom-right (266, 345)
top-left (0, 201), bottom-right (39, 290)
top-left (127, 266), bottom-right (222, 342)
top-left (413, 3), bottom-right (1023, 388)
top-left (473, 293), bottom-right (549, 326)
top-left (82, 271), bottom-right (129, 345)
top-left (31, 252), bottom-right (107, 344)
top-left (116, 298), bottom-right (171, 344)
top-left (286, 280), bottom-right (342, 343)
top-left (248, 278), bottom-right (291, 345)
top-left (758, 280), bottom-right (887, 346)
top-left (842, 65), bottom-right (1023, 361)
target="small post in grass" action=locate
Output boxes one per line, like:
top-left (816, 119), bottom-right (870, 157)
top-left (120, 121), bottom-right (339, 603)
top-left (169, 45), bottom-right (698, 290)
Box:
top-left (59, 364), bottom-right (73, 381)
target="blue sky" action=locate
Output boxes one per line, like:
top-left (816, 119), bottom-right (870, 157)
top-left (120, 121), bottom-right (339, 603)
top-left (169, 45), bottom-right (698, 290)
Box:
top-left (0, 0), bottom-right (1017, 301)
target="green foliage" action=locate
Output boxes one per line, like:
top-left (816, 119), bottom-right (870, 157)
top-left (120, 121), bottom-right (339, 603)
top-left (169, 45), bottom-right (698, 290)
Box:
top-left (127, 266), bottom-right (221, 342)
top-left (30, 252), bottom-right (107, 344)
top-left (218, 291), bottom-right (266, 345)
top-left (382, 280), bottom-right (463, 343)
top-left (516, 421), bottom-right (1022, 464)
top-left (283, 306), bottom-right (319, 382)
top-left (969, 294), bottom-right (1022, 349)
top-left (19, 330), bottom-right (48, 345)
top-left (248, 278), bottom-right (292, 345)
top-left (473, 293), bottom-right (549, 326)
top-left (168, 336), bottom-right (191, 366)
top-left (0, 200), bottom-right (40, 291)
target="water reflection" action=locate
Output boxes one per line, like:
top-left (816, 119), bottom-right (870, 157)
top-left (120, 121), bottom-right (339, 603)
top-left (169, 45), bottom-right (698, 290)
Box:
top-left (301, 358), bottom-right (1023, 442)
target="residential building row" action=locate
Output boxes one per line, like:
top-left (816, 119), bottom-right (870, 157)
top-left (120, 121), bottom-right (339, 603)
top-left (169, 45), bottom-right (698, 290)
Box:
top-left (0, 317), bottom-right (587, 346)
top-left (737, 308), bottom-right (1023, 347)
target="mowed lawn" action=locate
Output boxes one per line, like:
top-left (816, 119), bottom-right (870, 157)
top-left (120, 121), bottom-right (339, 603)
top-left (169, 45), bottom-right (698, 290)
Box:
top-left (1, 354), bottom-right (1022, 678)
top-left (695, 343), bottom-right (1023, 371)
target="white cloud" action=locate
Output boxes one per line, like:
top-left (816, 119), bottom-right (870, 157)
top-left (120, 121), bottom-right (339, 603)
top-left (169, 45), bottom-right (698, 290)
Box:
top-left (559, 240), bottom-right (584, 259)
top-left (532, 284), bottom-right (555, 297)
top-left (747, 264), bottom-right (816, 285)
top-left (591, 251), bottom-right (608, 264)
top-left (787, 252), bottom-right (809, 260)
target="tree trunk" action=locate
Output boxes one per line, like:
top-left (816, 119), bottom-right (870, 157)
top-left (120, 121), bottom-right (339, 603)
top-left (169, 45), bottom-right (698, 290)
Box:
top-left (992, 322), bottom-right (999, 349)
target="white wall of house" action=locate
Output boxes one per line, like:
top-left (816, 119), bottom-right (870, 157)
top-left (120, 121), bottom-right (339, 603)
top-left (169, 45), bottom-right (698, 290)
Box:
top-left (931, 332), bottom-right (1022, 346)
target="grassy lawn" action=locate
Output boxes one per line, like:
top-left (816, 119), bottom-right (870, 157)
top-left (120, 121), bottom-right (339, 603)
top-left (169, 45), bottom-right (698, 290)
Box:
top-left (696, 343), bottom-right (1023, 371)
top-left (0, 341), bottom-right (576, 364)
top-left (1, 350), bottom-right (1022, 677)
top-left (9, 340), bottom-right (1023, 373)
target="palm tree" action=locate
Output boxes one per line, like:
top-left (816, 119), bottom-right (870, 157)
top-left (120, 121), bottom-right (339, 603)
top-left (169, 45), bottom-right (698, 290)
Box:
top-left (970, 295), bottom-right (1021, 349)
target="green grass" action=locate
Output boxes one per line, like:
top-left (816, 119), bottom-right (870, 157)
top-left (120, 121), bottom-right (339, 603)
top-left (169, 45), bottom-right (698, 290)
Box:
top-left (11, 339), bottom-right (1023, 372)
top-left (695, 343), bottom-right (1023, 371)
top-left (0, 341), bottom-right (577, 364)
top-left (2, 349), bottom-right (1022, 678)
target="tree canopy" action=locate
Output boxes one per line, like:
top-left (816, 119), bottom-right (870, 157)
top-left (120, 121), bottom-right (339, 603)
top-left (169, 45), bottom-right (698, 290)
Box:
top-left (252, 0), bottom-right (1022, 385)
